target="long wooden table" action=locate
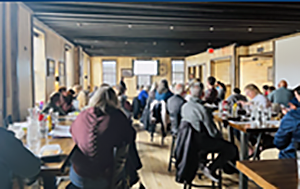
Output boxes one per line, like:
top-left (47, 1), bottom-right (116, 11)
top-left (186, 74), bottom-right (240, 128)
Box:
top-left (214, 113), bottom-right (280, 189)
top-left (237, 159), bottom-right (298, 189)
top-left (23, 119), bottom-right (75, 174)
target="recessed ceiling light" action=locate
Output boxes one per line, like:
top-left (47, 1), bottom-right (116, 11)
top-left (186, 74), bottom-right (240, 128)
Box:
top-left (170, 25), bottom-right (174, 30)
top-left (128, 24), bottom-right (132, 28)
top-left (208, 42), bottom-right (211, 46)
top-left (91, 45), bottom-right (94, 49)
top-left (166, 50), bottom-right (169, 53)
top-left (144, 50), bottom-right (148, 53)
top-left (94, 40), bottom-right (99, 43)
top-left (124, 41), bottom-right (128, 45)
top-left (74, 39), bottom-right (78, 43)
top-left (210, 26), bottom-right (214, 31)
top-left (248, 27), bottom-right (253, 32)
top-left (186, 50), bottom-right (190, 53)
top-left (180, 42), bottom-right (185, 46)
top-left (153, 41), bottom-right (157, 45)
top-left (76, 22), bottom-right (82, 27)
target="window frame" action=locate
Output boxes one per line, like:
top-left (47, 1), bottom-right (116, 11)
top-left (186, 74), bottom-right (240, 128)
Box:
top-left (102, 60), bottom-right (117, 86)
top-left (171, 59), bottom-right (185, 85)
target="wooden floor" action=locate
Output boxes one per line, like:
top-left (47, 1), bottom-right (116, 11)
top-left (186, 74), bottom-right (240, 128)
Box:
top-left (59, 125), bottom-right (259, 189)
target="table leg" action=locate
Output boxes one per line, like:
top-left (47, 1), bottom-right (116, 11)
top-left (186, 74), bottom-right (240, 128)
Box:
top-left (218, 121), bottom-right (223, 137)
top-left (253, 133), bottom-right (263, 160)
top-left (239, 131), bottom-right (248, 189)
top-left (228, 125), bottom-right (234, 144)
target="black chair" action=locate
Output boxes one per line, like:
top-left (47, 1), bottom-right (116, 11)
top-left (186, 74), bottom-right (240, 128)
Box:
top-left (183, 152), bottom-right (222, 189)
top-left (3, 115), bottom-right (13, 128)
top-left (168, 134), bottom-right (177, 172)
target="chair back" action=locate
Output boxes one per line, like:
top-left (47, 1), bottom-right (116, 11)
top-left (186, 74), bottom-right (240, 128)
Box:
top-left (3, 115), bottom-right (13, 128)
top-left (111, 144), bottom-right (130, 189)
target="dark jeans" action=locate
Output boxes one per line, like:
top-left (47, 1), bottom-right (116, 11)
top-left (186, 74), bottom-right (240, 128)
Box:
top-left (194, 133), bottom-right (238, 174)
top-left (41, 172), bottom-right (57, 189)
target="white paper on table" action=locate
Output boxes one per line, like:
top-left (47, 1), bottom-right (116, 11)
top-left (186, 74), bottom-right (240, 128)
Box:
top-left (49, 125), bottom-right (72, 138)
top-left (204, 103), bottom-right (218, 109)
top-left (13, 122), bottom-right (28, 129)
top-left (266, 120), bottom-right (281, 126)
top-left (228, 120), bottom-right (255, 125)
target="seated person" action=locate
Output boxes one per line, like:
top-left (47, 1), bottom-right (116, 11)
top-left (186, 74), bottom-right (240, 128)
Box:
top-left (268, 86), bottom-right (276, 95)
top-left (138, 85), bottom-right (150, 108)
top-left (155, 79), bottom-right (173, 102)
top-left (69, 86), bottom-right (135, 189)
top-left (274, 85), bottom-right (300, 159)
top-left (226, 88), bottom-right (247, 107)
top-left (262, 85), bottom-right (269, 96)
top-left (73, 85), bottom-right (88, 110)
top-left (268, 80), bottom-right (293, 107)
top-left (181, 82), bottom-right (238, 181)
top-left (42, 92), bottom-right (66, 116)
top-left (167, 83), bottom-right (186, 135)
top-left (0, 127), bottom-right (41, 189)
top-left (204, 76), bottom-right (218, 104)
top-left (216, 81), bottom-right (226, 101)
top-left (241, 84), bottom-right (269, 108)
top-left (62, 89), bottom-right (76, 113)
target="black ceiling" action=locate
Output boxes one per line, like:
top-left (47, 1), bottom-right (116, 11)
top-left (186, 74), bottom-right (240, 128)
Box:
top-left (25, 2), bottom-right (300, 57)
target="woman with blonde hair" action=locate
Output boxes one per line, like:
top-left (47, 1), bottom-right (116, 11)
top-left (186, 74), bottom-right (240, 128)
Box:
top-left (68, 86), bottom-right (135, 188)
top-left (242, 84), bottom-right (269, 108)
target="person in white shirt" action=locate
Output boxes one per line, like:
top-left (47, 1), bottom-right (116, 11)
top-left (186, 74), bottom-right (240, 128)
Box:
top-left (240, 84), bottom-right (269, 108)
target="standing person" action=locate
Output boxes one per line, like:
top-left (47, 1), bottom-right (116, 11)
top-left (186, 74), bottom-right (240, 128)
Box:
top-left (73, 85), bottom-right (88, 110)
top-left (167, 83), bottom-right (186, 135)
top-left (117, 85), bottom-right (132, 119)
top-left (204, 76), bottom-right (218, 104)
top-left (155, 79), bottom-right (173, 102)
top-left (262, 85), bottom-right (269, 96)
top-left (120, 76), bottom-right (127, 91)
top-left (274, 85), bottom-right (300, 159)
top-left (226, 88), bottom-right (248, 107)
top-left (69, 86), bottom-right (135, 189)
top-left (268, 80), bottom-right (293, 107)
top-left (138, 86), bottom-right (149, 108)
top-left (181, 81), bottom-right (238, 181)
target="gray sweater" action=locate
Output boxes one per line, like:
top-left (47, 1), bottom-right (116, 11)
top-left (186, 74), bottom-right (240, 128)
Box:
top-left (181, 97), bottom-right (219, 138)
top-left (0, 128), bottom-right (41, 188)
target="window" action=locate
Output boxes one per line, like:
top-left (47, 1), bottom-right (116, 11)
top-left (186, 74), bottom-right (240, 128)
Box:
top-left (172, 60), bottom-right (185, 85)
top-left (102, 60), bottom-right (117, 86)
top-left (137, 75), bottom-right (151, 89)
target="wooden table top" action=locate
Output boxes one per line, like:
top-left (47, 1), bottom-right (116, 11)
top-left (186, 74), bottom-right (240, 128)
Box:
top-left (237, 159), bottom-right (298, 189)
top-left (23, 119), bottom-right (75, 173)
top-left (214, 113), bottom-right (279, 133)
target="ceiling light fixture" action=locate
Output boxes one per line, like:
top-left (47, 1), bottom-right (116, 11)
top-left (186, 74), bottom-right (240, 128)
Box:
top-left (180, 42), bottom-right (185, 46)
top-left (210, 26), bottom-right (214, 31)
top-left (170, 25), bottom-right (174, 30)
top-left (208, 42), bottom-right (211, 46)
top-left (153, 41), bottom-right (157, 45)
top-left (144, 50), bottom-right (148, 53)
top-left (166, 50), bottom-right (169, 53)
top-left (248, 27), bottom-right (253, 32)
top-left (76, 22), bottom-right (82, 27)
top-left (124, 41), bottom-right (128, 45)
top-left (128, 24), bottom-right (132, 28)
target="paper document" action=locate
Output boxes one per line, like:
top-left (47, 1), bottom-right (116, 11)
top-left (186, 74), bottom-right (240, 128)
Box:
top-left (229, 120), bottom-right (255, 125)
top-left (49, 125), bottom-right (72, 138)
top-left (266, 120), bottom-right (281, 126)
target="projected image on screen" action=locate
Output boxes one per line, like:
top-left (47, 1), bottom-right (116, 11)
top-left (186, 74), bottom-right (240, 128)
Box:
top-left (134, 60), bottom-right (158, 75)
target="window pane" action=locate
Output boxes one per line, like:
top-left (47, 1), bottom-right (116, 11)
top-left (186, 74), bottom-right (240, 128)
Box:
top-left (103, 60), bottom-right (116, 86)
top-left (172, 73), bottom-right (184, 85)
top-left (172, 60), bottom-right (184, 72)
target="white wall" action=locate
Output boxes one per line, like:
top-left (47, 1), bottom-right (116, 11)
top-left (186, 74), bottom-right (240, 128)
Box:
top-left (275, 35), bottom-right (300, 88)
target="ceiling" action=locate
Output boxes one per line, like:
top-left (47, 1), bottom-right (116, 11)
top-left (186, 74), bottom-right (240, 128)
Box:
top-left (25, 2), bottom-right (300, 57)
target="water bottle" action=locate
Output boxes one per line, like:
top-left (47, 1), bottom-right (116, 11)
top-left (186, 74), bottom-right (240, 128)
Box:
top-left (26, 117), bottom-right (41, 154)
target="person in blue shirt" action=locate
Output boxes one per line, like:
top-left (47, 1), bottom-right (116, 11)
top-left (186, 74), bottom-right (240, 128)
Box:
top-left (138, 85), bottom-right (150, 108)
top-left (155, 79), bottom-right (173, 102)
top-left (274, 85), bottom-right (300, 159)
